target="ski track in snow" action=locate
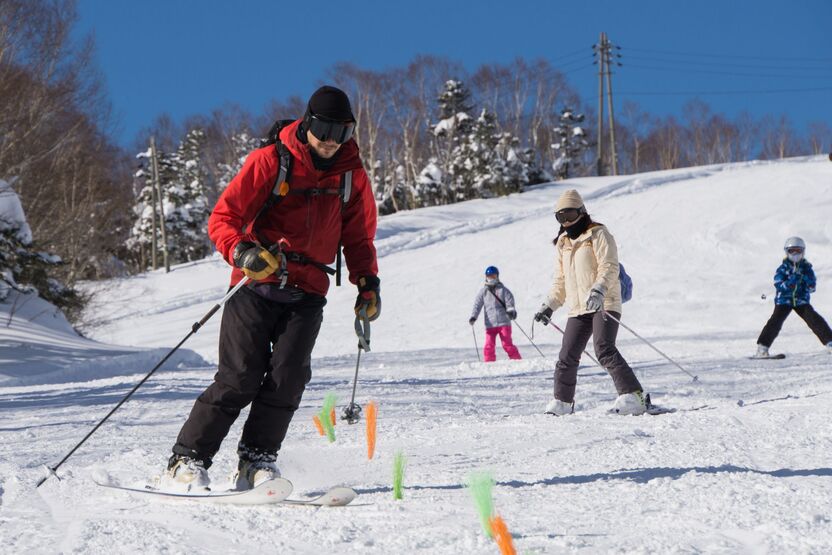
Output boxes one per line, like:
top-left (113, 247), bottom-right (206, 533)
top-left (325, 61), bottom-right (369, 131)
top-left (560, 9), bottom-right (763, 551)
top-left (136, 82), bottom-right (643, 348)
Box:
top-left (3, 156), bottom-right (832, 553)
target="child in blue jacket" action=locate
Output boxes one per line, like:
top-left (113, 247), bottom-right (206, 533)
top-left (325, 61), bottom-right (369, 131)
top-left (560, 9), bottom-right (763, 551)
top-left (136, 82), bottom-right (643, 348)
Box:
top-left (755, 237), bottom-right (832, 357)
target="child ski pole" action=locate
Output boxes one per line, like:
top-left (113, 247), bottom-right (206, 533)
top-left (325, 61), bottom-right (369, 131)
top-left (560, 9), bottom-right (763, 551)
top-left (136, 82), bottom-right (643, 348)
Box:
top-left (470, 323), bottom-right (481, 362)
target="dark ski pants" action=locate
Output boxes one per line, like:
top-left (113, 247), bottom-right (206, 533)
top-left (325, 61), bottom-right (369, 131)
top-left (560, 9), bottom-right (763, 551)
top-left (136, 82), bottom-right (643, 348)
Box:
top-left (554, 311), bottom-right (642, 403)
top-left (173, 286), bottom-right (326, 467)
top-left (757, 303), bottom-right (832, 348)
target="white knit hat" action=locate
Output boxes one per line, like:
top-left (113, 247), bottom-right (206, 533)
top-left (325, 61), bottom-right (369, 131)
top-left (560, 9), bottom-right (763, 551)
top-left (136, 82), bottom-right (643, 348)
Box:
top-left (555, 189), bottom-right (584, 211)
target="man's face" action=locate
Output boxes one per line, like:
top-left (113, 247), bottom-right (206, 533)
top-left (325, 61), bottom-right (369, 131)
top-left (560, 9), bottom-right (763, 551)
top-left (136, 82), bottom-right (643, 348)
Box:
top-left (306, 130), bottom-right (342, 159)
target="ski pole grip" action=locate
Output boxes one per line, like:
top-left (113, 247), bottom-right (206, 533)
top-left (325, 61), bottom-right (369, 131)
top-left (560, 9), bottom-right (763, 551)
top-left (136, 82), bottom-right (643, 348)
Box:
top-left (355, 308), bottom-right (371, 352)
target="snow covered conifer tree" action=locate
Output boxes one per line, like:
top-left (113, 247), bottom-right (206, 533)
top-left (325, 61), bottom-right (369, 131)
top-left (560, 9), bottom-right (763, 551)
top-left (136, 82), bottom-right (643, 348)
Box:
top-left (165, 128), bottom-right (211, 263)
top-left (126, 149), bottom-right (157, 267)
top-left (414, 158), bottom-right (444, 207)
top-left (377, 163), bottom-right (415, 215)
top-left (127, 129), bottom-right (211, 269)
top-left (0, 179), bottom-right (81, 318)
top-left (551, 108), bottom-right (590, 180)
top-left (428, 80), bottom-right (475, 205)
top-left (217, 131), bottom-right (260, 191)
top-left (450, 108), bottom-right (499, 199)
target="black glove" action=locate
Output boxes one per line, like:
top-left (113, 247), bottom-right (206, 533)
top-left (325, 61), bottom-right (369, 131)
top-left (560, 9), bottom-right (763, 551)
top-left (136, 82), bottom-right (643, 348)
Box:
top-left (355, 275), bottom-right (381, 321)
top-left (507, 309), bottom-right (517, 320)
top-left (469, 317), bottom-right (476, 325)
top-left (534, 304), bottom-right (554, 325)
top-left (233, 241), bottom-right (281, 281)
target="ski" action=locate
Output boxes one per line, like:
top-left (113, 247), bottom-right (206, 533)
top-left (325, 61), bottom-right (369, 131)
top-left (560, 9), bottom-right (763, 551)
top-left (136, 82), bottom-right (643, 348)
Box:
top-left (281, 486), bottom-right (357, 507)
top-left (96, 478), bottom-right (357, 507)
top-left (748, 353), bottom-right (786, 360)
top-left (95, 477), bottom-right (294, 505)
top-left (640, 394), bottom-right (712, 415)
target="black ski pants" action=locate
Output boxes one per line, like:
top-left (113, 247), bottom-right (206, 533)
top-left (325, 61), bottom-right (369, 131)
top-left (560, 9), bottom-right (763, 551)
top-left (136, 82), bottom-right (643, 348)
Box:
top-left (173, 286), bottom-right (325, 467)
top-left (554, 311), bottom-right (643, 403)
top-left (757, 303), bottom-right (832, 348)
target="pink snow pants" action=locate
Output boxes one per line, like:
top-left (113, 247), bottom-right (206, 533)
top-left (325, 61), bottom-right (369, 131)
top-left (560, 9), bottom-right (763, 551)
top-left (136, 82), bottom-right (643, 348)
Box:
top-left (483, 325), bottom-right (522, 362)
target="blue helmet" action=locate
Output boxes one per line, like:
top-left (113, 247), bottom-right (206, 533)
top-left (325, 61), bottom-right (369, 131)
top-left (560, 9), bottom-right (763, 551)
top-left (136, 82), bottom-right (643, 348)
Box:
top-left (485, 265), bottom-right (499, 276)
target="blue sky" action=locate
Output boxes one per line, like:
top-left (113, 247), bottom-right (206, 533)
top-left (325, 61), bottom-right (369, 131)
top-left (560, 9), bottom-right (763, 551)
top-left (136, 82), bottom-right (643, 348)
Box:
top-left (77, 0), bottom-right (832, 147)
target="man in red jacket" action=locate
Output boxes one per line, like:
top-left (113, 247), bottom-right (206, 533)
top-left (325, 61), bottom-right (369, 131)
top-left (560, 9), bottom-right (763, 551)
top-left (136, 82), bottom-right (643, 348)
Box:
top-left (161, 86), bottom-right (380, 491)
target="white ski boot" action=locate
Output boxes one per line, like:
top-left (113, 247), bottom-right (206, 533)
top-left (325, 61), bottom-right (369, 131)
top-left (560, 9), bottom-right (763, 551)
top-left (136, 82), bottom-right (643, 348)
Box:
top-left (755, 344), bottom-right (770, 358)
top-left (545, 398), bottom-right (574, 416)
top-left (159, 455), bottom-right (210, 492)
top-left (234, 459), bottom-right (281, 490)
top-left (611, 391), bottom-right (646, 415)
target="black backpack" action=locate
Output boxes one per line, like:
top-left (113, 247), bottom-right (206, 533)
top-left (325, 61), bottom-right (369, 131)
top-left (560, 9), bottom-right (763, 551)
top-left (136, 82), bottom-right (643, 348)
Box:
top-left (249, 119), bottom-right (354, 286)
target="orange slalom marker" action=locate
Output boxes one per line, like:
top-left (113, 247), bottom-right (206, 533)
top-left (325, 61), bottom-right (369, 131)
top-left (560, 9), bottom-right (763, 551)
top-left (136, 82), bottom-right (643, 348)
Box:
top-left (366, 401), bottom-right (377, 460)
top-left (330, 406), bottom-right (337, 426)
top-left (312, 414), bottom-right (325, 436)
top-left (489, 515), bottom-right (516, 555)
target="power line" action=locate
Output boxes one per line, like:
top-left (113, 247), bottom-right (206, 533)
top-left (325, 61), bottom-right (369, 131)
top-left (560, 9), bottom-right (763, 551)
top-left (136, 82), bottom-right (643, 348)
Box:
top-left (625, 47), bottom-right (832, 63)
top-left (561, 64), bottom-right (595, 76)
top-left (613, 86), bottom-right (832, 97)
top-left (625, 54), bottom-right (832, 72)
top-left (624, 63), bottom-right (832, 80)
top-left (550, 47), bottom-right (593, 62)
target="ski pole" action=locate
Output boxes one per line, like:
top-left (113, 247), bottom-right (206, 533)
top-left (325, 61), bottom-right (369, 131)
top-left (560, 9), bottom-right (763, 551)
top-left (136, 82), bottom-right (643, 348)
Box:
top-left (512, 320), bottom-right (547, 359)
top-left (36, 276), bottom-right (252, 488)
top-left (470, 323), bottom-right (481, 362)
top-left (545, 320), bottom-right (602, 367)
top-left (342, 308), bottom-right (370, 424)
top-left (602, 311), bottom-right (699, 382)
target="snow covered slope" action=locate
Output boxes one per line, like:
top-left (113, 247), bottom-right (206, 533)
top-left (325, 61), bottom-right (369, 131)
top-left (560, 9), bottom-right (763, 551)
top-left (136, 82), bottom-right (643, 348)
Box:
top-left (0, 291), bottom-right (205, 387)
top-left (2, 156), bottom-right (832, 553)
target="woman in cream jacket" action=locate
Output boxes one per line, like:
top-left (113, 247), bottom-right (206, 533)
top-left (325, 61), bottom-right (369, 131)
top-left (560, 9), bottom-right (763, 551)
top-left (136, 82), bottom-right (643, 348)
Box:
top-left (534, 189), bottom-right (645, 415)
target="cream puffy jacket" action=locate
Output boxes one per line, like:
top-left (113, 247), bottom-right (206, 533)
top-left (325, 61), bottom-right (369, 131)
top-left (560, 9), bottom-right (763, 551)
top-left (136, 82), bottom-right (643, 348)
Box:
top-left (546, 223), bottom-right (623, 317)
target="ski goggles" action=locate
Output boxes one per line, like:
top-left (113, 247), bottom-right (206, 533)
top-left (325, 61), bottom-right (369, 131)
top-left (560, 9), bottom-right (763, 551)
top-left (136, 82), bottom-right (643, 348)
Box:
top-left (307, 114), bottom-right (355, 144)
top-left (555, 207), bottom-right (583, 224)
top-left (786, 247), bottom-right (804, 254)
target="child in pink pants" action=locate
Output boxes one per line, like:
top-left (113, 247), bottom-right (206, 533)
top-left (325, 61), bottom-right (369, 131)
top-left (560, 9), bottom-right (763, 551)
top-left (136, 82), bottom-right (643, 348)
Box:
top-left (469, 266), bottom-right (522, 362)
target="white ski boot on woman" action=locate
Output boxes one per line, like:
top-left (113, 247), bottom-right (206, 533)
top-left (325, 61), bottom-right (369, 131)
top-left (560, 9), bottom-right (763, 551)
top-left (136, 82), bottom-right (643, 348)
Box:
top-left (611, 391), bottom-right (646, 415)
top-left (545, 399), bottom-right (575, 416)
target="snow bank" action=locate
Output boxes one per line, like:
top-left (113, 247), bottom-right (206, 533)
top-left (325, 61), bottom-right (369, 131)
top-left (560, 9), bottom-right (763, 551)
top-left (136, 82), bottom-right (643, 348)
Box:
top-left (0, 291), bottom-right (206, 387)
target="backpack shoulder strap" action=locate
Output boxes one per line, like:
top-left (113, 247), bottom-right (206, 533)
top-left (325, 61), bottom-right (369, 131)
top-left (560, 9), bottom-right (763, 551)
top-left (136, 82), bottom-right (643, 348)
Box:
top-left (334, 170), bottom-right (354, 287)
top-left (245, 128), bottom-right (294, 235)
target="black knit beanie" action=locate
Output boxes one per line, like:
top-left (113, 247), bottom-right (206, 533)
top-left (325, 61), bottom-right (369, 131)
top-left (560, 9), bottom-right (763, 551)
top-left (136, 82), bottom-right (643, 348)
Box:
top-left (306, 86), bottom-right (355, 122)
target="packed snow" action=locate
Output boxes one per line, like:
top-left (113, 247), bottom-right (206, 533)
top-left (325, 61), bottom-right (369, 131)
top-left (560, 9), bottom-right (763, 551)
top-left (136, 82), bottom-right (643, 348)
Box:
top-left (2, 156), bottom-right (831, 553)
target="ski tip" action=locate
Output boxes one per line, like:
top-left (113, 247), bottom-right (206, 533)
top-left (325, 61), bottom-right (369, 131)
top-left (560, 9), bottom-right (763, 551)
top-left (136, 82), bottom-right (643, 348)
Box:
top-left (321, 486), bottom-right (357, 506)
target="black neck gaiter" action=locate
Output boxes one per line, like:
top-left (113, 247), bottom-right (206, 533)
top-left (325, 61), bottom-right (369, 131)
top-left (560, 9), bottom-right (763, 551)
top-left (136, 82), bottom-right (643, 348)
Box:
top-left (564, 215), bottom-right (591, 239)
top-left (298, 124), bottom-right (341, 171)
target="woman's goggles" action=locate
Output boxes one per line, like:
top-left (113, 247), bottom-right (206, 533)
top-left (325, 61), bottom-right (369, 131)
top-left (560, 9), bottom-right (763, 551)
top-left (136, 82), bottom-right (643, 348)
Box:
top-left (307, 114), bottom-right (355, 144)
top-left (786, 247), bottom-right (804, 255)
top-left (555, 207), bottom-right (583, 224)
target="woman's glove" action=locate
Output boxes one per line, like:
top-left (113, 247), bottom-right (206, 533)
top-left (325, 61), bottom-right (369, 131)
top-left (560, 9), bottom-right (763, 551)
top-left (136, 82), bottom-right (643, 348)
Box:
top-left (585, 287), bottom-right (606, 312)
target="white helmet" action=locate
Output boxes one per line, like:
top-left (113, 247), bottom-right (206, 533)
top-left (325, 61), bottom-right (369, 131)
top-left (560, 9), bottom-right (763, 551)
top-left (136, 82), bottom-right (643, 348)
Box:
top-left (784, 236), bottom-right (806, 262)
top-left (783, 236), bottom-right (806, 251)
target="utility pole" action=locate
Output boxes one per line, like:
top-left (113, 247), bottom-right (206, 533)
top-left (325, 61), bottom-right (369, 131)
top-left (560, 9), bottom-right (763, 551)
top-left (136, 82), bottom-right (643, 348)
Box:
top-left (593, 32), bottom-right (622, 176)
top-left (594, 32), bottom-right (605, 176)
top-left (150, 137), bottom-right (170, 273)
top-left (604, 33), bottom-right (621, 176)
top-left (149, 144), bottom-right (158, 271)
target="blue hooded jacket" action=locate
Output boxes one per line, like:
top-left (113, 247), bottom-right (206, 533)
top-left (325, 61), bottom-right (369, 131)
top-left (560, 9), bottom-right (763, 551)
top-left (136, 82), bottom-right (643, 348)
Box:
top-left (773, 258), bottom-right (816, 307)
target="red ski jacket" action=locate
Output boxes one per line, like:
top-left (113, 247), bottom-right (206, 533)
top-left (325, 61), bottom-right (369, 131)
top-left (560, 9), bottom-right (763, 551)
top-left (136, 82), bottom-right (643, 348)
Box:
top-left (208, 119), bottom-right (378, 296)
